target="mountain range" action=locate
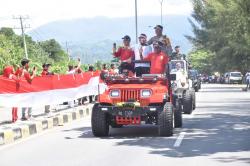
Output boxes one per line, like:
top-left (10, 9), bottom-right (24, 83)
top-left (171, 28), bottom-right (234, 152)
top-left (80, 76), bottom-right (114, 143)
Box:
top-left (28, 15), bottom-right (193, 63)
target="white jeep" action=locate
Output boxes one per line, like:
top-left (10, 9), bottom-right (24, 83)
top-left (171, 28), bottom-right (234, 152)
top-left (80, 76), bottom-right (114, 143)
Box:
top-left (169, 60), bottom-right (196, 114)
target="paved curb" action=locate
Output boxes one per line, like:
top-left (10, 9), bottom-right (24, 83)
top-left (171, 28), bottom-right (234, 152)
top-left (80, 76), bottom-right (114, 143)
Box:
top-left (0, 104), bottom-right (93, 146)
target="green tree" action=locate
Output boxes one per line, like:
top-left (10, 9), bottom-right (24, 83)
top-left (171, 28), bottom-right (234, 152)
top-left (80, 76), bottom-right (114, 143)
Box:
top-left (187, 0), bottom-right (250, 73)
top-left (39, 39), bottom-right (68, 62)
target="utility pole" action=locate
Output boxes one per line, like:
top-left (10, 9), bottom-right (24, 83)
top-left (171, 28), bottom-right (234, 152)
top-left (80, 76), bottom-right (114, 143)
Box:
top-left (13, 15), bottom-right (30, 59)
top-left (159, 0), bottom-right (164, 26)
top-left (65, 41), bottom-right (71, 61)
top-left (135, 0), bottom-right (138, 44)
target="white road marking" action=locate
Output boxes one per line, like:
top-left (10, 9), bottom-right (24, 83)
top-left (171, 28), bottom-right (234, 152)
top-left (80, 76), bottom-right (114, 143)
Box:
top-left (174, 132), bottom-right (186, 147)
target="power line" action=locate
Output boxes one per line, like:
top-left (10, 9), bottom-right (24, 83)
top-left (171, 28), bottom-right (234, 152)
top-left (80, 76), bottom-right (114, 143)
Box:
top-left (13, 15), bottom-right (30, 59)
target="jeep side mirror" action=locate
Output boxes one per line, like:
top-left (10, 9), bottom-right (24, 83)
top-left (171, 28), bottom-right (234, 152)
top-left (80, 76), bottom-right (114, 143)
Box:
top-left (170, 74), bottom-right (176, 81)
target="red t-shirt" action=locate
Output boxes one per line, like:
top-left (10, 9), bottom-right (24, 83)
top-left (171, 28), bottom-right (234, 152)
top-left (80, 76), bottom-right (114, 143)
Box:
top-left (3, 66), bottom-right (14, 78)
top-left (144, 51), bottom-right (169, 74)
top-left (109, 69), bottom-right (115, 75)
top-left (114, 47), bottom-right (134, 61)
top-left (15, 68), bottom-right (32, 82)
top-left (41, 69), bottom-right (48, 76)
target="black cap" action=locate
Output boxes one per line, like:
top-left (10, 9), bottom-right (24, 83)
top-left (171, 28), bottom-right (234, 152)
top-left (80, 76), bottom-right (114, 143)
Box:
top-left (175, 45), bottom-right (180, 49)
top-left (21, 58), bottom-right (30, 66)
top-left (139, 33), bottom-right (147, 38)
top-left (42, 63), bottom-right (51, 68)
top-left (154, 25), bottom-right (163, 30)
top-left (122, 35), bottom-right (131, 41)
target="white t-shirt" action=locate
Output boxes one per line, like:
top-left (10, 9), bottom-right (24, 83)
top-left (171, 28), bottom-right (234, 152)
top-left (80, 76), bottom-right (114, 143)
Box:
top-left (133, 44), bottom-right (152, 67)
top-left (246, 75), bottom-right (250, 81)
top-left (66, 69), bottom-right (76, 74)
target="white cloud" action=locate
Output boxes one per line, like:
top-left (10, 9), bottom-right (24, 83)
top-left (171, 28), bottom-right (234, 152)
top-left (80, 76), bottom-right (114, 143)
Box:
top-left (0, 0), bottom-right (192, 29)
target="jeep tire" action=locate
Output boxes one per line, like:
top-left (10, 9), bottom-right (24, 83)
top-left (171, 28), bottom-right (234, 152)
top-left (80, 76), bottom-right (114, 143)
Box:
top-left (174, 99), bottom-right (182, 128)
top-left (91, 104), bottom-right (109, 136)
top-left (158, 102), bottom-right (173, 136)
top-left (183, 90), bottom-right (193, 114)
top-left (192, 90), bottom-right (196, 110)
top-left (195, 86), bottom-right (199, 92)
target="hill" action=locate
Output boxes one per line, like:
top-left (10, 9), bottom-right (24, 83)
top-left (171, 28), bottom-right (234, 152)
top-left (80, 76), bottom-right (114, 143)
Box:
top-left (29, 15), bottom-right (193, 63)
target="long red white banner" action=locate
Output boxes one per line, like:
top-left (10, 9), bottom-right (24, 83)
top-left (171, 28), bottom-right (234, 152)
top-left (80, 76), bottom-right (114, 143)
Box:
top-left (0, 71), bottom-right (106, 107)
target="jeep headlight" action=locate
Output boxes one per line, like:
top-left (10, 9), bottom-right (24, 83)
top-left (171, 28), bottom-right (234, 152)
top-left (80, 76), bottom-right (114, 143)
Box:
top-left (110, 90), bottom-right (120, 97)
top-left (141, 89), bottom-right (151, 97)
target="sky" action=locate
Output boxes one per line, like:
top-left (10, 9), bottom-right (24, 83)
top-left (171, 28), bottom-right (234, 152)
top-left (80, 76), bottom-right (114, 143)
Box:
top-left (0, 0), bottom-right (193, 30)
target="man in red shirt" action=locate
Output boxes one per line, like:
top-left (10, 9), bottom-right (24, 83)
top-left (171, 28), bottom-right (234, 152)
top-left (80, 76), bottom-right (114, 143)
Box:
top-left (144, 41), bottom-right (169, 74)
top-left (15, 59), bottom-right (36, 83)
top-left (41, 63), bottom-right (54, 76)
top-left (113, 35), bottom-right (135, 74)
top-left (15, 58), bottom-right (37, 120)
top-left (3, 66), bottom-right (19, 122)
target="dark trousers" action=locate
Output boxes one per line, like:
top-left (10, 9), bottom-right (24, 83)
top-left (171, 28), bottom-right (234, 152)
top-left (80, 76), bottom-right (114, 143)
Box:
top-left (135, 67), bottom-right (150, 77)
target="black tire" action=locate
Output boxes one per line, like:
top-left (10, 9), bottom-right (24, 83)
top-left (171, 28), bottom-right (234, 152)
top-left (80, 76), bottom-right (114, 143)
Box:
top-left (183, 90), bottom-right (193, 114)
top-left (91, 104), bottom-right (109, 137)
top-left (192, 90), bottom-right (196, 110)
top-left (158, 102), bottom-right (173, 136)
top-left (174, 100), bottom-right (182, 128)
top-left (198, 83), bottom-right (201, 90)
top-left (195, 86), bottom-right (199, 92)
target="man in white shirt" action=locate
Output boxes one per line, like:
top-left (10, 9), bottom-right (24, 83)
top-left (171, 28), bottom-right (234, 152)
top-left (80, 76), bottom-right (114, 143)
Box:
top-left (133, 33), bottom-right (152, 77)
top-left (66, 58), bottom-right (81, 74)
top-left (246, 73), bottom-right (250, 90)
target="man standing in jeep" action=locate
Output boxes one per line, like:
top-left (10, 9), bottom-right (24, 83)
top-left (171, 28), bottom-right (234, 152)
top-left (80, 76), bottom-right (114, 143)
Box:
top-left (113, 35), bottom-right (135, 74)
top-left (133, 33), bottom-right (152, 76)
top-left (171, 45), bottom-right (186, 60)
top-left (144, 41), bottom-right (169, 74)
top-left (147, 25), bottom-right (173, 55)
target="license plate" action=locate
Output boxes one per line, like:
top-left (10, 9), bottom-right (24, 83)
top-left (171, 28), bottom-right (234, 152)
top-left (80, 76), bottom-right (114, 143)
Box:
top-left (118, 110), bottom-right (134, 117)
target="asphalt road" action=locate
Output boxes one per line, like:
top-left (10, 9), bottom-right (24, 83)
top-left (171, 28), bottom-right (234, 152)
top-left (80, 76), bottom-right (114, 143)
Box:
top-left (0, 84), bottom-right (249, 166)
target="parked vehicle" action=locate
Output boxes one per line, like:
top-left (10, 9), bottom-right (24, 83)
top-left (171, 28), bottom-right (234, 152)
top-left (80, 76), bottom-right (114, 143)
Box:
top-left (224, 72), bottom-right (243, 84)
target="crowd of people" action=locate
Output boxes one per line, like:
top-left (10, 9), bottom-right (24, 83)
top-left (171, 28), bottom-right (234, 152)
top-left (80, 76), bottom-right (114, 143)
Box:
top-left (112, 24), bottom-right (186, 77)
top-left (2, 58), bottom-right (100, 122)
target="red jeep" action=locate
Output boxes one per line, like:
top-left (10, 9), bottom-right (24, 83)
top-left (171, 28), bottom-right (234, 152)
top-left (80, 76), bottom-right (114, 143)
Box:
top-left (91, 61), bottom-right (182, 137)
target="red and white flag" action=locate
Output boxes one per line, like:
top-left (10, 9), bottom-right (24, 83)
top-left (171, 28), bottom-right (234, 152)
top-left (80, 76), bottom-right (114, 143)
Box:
top-left (0, 71), bottom-right (106, 107)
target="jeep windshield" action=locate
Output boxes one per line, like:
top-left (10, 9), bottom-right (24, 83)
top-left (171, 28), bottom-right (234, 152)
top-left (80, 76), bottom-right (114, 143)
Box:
top-left (169, 61), bottom-right (185, 71)
top-left (230, 73), bottom-right (241, 77)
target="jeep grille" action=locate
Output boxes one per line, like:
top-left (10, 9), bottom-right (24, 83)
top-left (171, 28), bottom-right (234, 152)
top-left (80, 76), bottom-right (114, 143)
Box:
top-left (121, 89), bottom-right (140, 102)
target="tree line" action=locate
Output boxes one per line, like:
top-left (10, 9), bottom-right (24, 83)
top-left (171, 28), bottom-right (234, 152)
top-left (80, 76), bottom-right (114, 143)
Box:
top-left (187, 0), bottom-right (250, 74)
top-left (0, 27), bottom-right (105, 75)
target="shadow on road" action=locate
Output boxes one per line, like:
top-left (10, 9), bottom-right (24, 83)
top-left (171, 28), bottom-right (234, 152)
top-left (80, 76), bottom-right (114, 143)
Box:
top-left (113, 100), bottom-right (250, 163)
top-left (63, 89), bottom-right (250, 164)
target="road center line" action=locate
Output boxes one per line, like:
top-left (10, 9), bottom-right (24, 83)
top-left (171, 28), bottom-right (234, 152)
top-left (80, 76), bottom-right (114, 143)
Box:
top-left (174, 132), bottom-right (186, 147)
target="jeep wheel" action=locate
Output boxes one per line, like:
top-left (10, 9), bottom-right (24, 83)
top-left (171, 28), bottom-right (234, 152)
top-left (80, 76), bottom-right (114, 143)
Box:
top-left (91, 104), bottom-right (109, 137)
top-left (174, 100), bottom-right (182, 128)
top-left (183, 90), bottom-right (193, 114)
top-left (195, 86), bottom-right (199, 92)
top-left (192, 90), bottom-right (196, 110)
top-left (158, 102), bottom-right (173, 136)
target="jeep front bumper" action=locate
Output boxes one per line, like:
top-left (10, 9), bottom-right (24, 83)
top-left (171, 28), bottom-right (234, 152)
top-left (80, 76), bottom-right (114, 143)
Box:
top-left (98, 104), bottom-right (162, 117)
